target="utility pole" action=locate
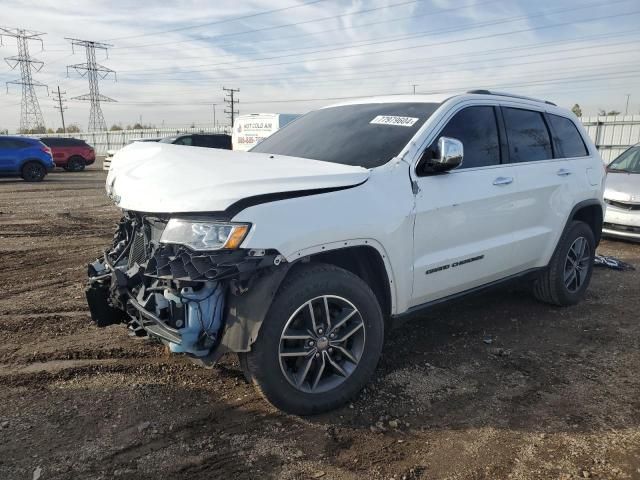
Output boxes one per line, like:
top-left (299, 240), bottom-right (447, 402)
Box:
top-left (1, 27), bottom-right (47, 133)
top-left (624, 94), bottom-right (630, 116)
top-left (412, 84), bottom-right (419, 95)
top-left (52, 86), bottom-right (67, 133)
top-left (65, 38), bottom-right (116, 132)
top-left (223, 87), bottom-right (239, 128)
top-left (212, 103), bottom-right (217, 130)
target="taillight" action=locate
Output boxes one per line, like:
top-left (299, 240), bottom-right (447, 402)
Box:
top-left (41, 146), bottom-right (52, 155)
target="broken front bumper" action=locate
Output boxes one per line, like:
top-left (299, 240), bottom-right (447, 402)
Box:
top-left (85, 214), bottom-right (287, 362)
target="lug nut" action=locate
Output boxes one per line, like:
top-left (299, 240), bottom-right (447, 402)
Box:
top-left (315, 353), bottom-right (320, 358)
top-left (308, 340), bottom-right (315, 347)
top-left (328, 348), bottom-right (333, 353)
top-left (318, 328), bottom-right (324, 335)
top-left (329, 333), bottom-right (336, 339)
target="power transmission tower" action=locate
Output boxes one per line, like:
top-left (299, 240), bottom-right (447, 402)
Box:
top-left (52, 86), bottom-right (67, 133)
top-left (223, 87), bottom-right (239, 128)
top-left (65, 38), bottom-right (116, 132)
top-left (1, 27), bottom-right (47, 133)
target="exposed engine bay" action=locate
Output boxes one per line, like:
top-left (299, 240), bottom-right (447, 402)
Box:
top-left (85, 213), bottom-right (284, 361)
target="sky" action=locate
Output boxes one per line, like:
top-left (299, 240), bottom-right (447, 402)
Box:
top-left (1, 0), bottom-right (639, 132)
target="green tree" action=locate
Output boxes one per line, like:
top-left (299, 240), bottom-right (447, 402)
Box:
top-left (66, 124), bottom-right (81, 133)
top-left (571, 104), bottom-right (582, 117)
top-left (110, 124), bottom-right (123, 131)
top-left (20, 126), bottom-right (46, 134)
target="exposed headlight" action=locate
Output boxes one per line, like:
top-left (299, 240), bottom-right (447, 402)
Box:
top-left (160, 219), bottom-right (250, 251)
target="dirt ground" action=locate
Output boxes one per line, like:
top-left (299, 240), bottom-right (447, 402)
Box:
top-left (0, 163), bottom-right (639, 480)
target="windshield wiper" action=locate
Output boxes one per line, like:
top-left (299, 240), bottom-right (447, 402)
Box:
top-left (608, 167), bottom-right (633, 173)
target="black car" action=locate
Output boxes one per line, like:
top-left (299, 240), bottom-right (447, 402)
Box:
top-left (159, 134), bottom-right (232, 150)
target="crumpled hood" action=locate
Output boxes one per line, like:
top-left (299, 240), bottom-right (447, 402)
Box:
top-left (106, 142), bottom-right (369, 213)
top-left (604, 172), bottom-right (640, 203)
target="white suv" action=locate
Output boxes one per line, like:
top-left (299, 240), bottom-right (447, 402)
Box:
top-left (87, 90), bottom-right (605, 414)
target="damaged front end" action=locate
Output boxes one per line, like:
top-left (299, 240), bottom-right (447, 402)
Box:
top-left (86, 213), bottom-right (286, 363)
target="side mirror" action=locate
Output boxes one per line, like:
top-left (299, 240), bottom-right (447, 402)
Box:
top-left (418, 136), bottom-right (464, 174)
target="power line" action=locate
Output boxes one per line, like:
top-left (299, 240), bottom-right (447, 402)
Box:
top-left (119, 0), bottom-right (628, 72)
top-left (135, 40), bottom-right (640, 92)
top-left (112, 0), bottom-right (500, 56)
top-left (66, 38), bottom-right (117, 131)
top-left (105, 68), bottom-right (640, 107)
top-left (106, 0), bottom-right (330, 42)
top-left (232, 45), bottom-right (639, 89)
top-left (1, 27), bottom-right (47, 133)
top-left (223, 86), bottom-right (239, 127)
top-left (119, 7), bottom-right (640, 76)
top-left (108, 51), bottom-right (640, 107)
top-left (113, 0), bottom-right (419, 50)
top-left (127, 30), bottom-right (640, 87)
top-left (52, 85), bottom-right (67, 133)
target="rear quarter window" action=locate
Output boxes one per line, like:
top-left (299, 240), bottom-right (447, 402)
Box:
top-left (548, 114), bottom-right (588, 158)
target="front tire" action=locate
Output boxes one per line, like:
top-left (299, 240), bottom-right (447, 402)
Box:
top-left (533, 220), bottom-right (595, 306)
top-left (242, 263), bottom-right (384, 415)
top-left (67, 156), bottom-right (86, 172)
top-left (21, 161), bottom-right (46, 182)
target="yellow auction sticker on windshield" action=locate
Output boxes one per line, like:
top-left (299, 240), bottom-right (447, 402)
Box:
top-left (370, 115), bottom-right (419, 127)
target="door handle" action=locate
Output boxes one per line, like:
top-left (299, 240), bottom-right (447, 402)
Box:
top-left (556, 168), bottom-right (572, 176)
top-left (493, 176), bottom-right (513, 185)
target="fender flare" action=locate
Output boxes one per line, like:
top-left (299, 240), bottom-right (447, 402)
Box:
top-left (558, 199), bottom-right (604, 249)
top-left (284, 238), bottom-right (398, 314)
top-left (219, 239), bottom-right (398, 353)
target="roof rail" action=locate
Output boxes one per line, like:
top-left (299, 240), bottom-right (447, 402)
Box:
top-left (467, 89), bottom-right (556, 106)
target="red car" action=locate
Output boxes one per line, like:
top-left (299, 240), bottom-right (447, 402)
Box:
top-left (40, 137), bottom-right (96, 171)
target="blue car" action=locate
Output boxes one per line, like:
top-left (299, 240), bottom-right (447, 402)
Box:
top-left (0, 135), bottom-right (55, 182)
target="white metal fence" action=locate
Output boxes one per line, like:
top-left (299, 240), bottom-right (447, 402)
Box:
top-left (581, 115), bottom-right (640, 163)
top-left (19, 115), bottom-right (640, 162)
top-left (38, 126), bottom-right (230, 155)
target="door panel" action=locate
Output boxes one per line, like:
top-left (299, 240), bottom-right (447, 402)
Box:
top-left (411, 105), bottom-right (528, 306)
top-left (504, 160), bottom-right (572, 270)
top-left (411, 165), bottom-right (522, 306)
top-left (0, 140), bottom-right (18, 172)
top-left (499, 107), bottom-right (573, 270)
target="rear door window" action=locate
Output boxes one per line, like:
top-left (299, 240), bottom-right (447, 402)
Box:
top-left (173, 136), bottom-right (193, 146)
top-left (502, 107), bottom-right (553, 162)
top-left (547, 114), bottom-right (588, 158)
top-left (41, 138), bottom-right (60, 146)
top-left (195, 135), bottom-right (232, 149)
top-left (433, 106), bottom-right (501, 169)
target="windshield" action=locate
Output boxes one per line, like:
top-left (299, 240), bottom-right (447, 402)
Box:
top-left (608, 146), bottom-right (640, 173)
top-left (250, 102), bottom-right (441, 168)
top-left (159, 136), bottom-right (179, 144)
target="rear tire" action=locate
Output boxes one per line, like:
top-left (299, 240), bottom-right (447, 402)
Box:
top-left (21, 161), bottom-right (46, 182)
top-left (67, 156), bottom-right (86, 172)
top-left (533, 220), bottom-right (595, 306)
top-left (242, 263), bottom-right (384, 415)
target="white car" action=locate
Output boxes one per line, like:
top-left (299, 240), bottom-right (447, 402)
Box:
top-left (602, 144), bottom-right (640, 241)
top-left (103, 137), bottom-right (162, 171)
top-left (87, 90), bottom-right (605, 414)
